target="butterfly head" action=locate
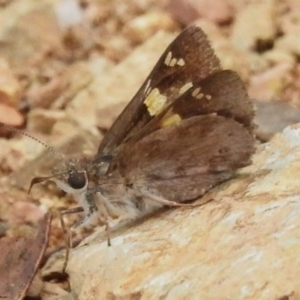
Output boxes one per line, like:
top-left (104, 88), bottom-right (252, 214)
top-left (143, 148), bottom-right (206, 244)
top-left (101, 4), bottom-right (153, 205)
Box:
top-left (28, 157), bottom-right (92, 196)
top-left (51, 159), bottom-right (89, 194)
top-left (0, 122), bottom-right (87, 194)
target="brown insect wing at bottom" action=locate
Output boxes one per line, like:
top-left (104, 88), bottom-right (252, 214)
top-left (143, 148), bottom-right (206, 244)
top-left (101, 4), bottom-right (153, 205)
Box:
top-left (111, 114), bottom-right (255, 203)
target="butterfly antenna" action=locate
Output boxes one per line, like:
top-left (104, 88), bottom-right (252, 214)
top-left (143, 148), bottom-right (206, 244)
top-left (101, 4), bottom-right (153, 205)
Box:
top-left (0, 122), bottom-right (65, 160)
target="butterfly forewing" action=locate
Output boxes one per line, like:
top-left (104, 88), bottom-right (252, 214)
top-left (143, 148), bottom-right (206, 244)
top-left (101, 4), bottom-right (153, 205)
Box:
top-left (97, 26), bottom-right (221, 158)
top-left (117, 70), bottom-right (254, 145)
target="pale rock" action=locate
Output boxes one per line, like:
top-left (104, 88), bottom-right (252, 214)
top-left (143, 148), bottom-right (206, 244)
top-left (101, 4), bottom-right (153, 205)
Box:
top-left (168, 0), bottom-right (233, 25)
top-left (52, 62), bottom-right (95, 109)
top-left (254, 100), bottom-right (300, 142)
top-left (215, 46), bottom-right (252, 81)
top-left (193, 19), bottom-right (226, 44)
top-left (0, 58), bottom-right (22, 106)
top-left (247, 52), bottom-right (270, 74)
top-left (231, 0), bottom-right (276, 51)
top-left (62, 57), bottom-right (113, 133)
top-left (275, 30), bottom-right (300, 56)
top-left (0, 0), bottom-right (62, 69)
top-left (27, 109), bottom-right (67, 134)
top-left (51, 119), bottom-right (81, 137)
top-left (248, 62), bottom-right (293, 101)
top-left (10, 201), bottom-right (45, 225)
top-left (27, 62), bottom-right (94, 109)
top-left (26, 75), bottom-right (70, 109)
top-left (0, 135), bottom-right (45, 174)
top-left (279, 2), bottom-right (300, 36)
top-left (101, 34), bottom-right (133, 62)
top-left (54, 0), bottom-right (84, 29)
top-left (66, 31), bottom-right (176, 132)
top-left (0, 103), bottom-right (23, 126)
top-left (123, 11), bottom-right (178, 43)
top-left (193, 21), bottom-right (266, 81)
top-left (263, 48), bottom-right (296, 66)
top-left (190, 0), bottom-right (233, 23)
top-left (65, 124), bottom-right (300, 300)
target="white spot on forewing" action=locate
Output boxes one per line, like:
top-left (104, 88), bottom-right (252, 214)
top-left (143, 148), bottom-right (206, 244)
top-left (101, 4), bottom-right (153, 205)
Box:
top-left (196, 93), bottom-right (204, 99)
top-left (161, 114), bottom-right (182, 127)
top-left (177, 58), bottom-right (185, 66)
top-left (144, 79), bottom-right (151, 95)
top-left (164, 52), bottom-right (172, 66)
top-left (191, 87), bottom-right (201, 97)
top-left (169, 58), bottom-right (177, 67)
top-left (164, 52), bottom-right (184, 68)
top-left (191, 87), bottom-right (208, 100)
top-left (144, 88), bottom-right (167, 116)
top-left (179, 82), bottom-right (193, 95)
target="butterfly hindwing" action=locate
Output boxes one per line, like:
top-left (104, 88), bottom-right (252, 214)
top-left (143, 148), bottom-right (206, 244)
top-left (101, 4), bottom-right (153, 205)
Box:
top-left (115, 114), bottom-right (255, 202)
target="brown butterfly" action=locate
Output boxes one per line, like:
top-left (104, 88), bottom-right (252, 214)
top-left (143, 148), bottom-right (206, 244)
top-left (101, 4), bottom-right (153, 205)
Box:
top-left (29, 26), bottom-right (255, 245)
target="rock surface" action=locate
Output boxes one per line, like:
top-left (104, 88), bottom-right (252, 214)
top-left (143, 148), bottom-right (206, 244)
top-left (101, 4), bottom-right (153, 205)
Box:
top-left (65, 124), bottom-right (300, 300)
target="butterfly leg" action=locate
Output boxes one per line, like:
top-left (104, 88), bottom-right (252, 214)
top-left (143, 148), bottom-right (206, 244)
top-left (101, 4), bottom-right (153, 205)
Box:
top-left (60, 204), bottom-right (100, 272)
top-left (59, 207), bottom-right (84, 273)
top-left (141, 189), bottom-right (212, 208)
top-left (96, 192), bottom-right (112, 246)
top-left (70, 205), bottom-right (98, 229)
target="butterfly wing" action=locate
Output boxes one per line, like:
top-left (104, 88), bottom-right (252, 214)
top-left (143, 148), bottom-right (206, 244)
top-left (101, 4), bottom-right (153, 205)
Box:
top-left (97, 26), bottom-right (254, 203)
top-left (114, 115), bottom-right (255, 202)
top-left (109, 68), bottom-right (255, 201)
top-left (124, 69), bottom-right (254, 145)
top-left (96, 26), bottom-right (221, 158)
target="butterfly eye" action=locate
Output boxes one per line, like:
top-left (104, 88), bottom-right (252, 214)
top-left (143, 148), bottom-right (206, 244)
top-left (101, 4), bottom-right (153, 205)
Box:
top-left (67, 172), bottom-right (86, 189)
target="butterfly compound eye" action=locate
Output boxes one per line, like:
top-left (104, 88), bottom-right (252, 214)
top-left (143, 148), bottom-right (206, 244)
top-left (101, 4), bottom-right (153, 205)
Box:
top-left (67, 172), bottom-right (86, 189)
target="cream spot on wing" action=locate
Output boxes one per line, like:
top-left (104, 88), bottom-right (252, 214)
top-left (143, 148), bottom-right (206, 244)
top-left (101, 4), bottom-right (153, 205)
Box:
top-left (196, 93), bottom-right (204, 99)
top-left (179, 82), bottom-right (193, 95)
top-left (165, 53), bottom-right (184, 68)
top-left (177, 58), bottom-right (185, 66)
top-left (164, 52), bottom-right (172, 66)
top-left (170, 58), bottom-right (177, 67)
top-left (144, 88), bottom-right (167, 116)
top-left (144, 79), bottom-right (151, 95)
top-left (161, 114), bottom-right (182, 127)
top-left (192, 87), bottom-right (201, 98)
top-left (192, 87), bottom-right (207, 100)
